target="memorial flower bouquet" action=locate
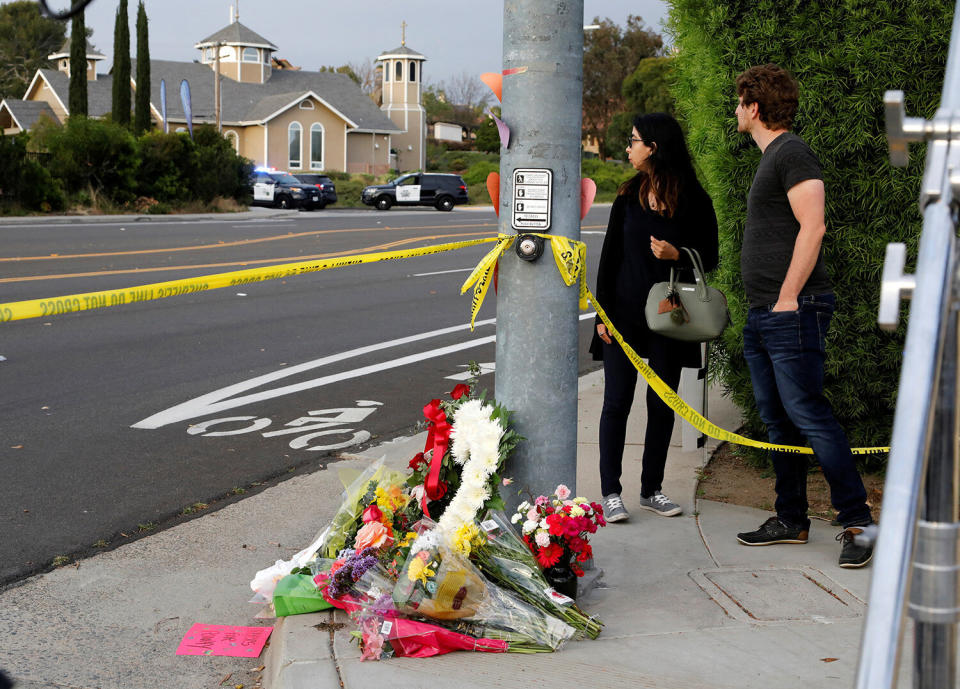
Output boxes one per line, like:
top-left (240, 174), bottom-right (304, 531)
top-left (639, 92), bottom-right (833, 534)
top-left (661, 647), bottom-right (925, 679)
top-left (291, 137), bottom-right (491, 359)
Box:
top-left (512, 485), bottom-right (606, 576)
top-left (406, 380), bottom-right (521, 522)
top-left (393, 527), bottom-right (575, 651)
top-left (472, 510), bottom-right (603, 639)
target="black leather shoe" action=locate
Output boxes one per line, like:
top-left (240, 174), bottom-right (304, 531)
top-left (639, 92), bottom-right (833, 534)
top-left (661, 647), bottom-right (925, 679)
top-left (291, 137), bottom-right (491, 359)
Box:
top-left (837, 526), bottom-right (874, 568)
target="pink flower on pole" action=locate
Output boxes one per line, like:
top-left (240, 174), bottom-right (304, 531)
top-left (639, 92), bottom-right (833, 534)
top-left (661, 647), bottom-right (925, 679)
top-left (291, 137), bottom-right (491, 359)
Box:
top-left (555, 484), bottom-right (571, 501)
top-left (535, 495), bottom-right (549, 507)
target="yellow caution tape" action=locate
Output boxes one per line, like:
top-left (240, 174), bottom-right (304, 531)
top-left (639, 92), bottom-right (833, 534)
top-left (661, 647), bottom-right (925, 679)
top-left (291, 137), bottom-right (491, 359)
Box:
top-left (463, 233), bottom-right (889, 456)
top-left (2, 227), bottom-right (889, 456)
top-left (460, 235), bottom-right (514, 329)
top-left (0, 236), bottom-right (498, 323)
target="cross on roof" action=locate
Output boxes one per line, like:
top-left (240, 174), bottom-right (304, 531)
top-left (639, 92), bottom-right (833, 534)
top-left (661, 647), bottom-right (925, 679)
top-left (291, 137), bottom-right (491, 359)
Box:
top-left (401, 20), bottom-right (406, 46)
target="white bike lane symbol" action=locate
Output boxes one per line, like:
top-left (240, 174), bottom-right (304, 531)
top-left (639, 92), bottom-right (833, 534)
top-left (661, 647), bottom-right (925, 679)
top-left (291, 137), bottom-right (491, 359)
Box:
top-left (184, 400), bottom-right (383, 452)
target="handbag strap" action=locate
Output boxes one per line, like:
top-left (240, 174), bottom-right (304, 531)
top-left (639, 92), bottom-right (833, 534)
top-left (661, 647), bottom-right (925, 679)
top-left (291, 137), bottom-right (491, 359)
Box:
top-left (669, 248), bottom-right (709, 301)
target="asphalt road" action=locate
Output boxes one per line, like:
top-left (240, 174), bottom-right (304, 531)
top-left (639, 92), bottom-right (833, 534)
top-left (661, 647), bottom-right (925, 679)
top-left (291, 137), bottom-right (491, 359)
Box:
top-left (0, 205), bottom-right (610, 586)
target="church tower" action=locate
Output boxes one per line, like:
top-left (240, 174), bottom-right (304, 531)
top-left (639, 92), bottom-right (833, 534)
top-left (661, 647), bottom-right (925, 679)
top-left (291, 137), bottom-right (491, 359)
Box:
top-left (48, 36), bottom-right (106, 82)
top-left (194, 5), bottom-right (278, 85)
top-left (377, 22), bottom-right (426, 172)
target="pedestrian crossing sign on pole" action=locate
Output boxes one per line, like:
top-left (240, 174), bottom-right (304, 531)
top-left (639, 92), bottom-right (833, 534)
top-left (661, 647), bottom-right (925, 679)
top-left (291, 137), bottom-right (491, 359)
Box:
top-left (511, 168), bottom-right (552, 231)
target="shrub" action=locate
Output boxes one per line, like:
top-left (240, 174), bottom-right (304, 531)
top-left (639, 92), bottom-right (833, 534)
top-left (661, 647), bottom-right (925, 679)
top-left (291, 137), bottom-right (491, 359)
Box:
top-left (669, 1), bottom-right (951, 468)
top-left (136, 130), bottom-right (194, 202)
top-left (191, 125), bottom-right (252, 202)
top-left (462, 160), bottom-right (499, 186)
top-left (0, 132), bottom-right (64, 210)
top-left (332, 178), bottom-right (370, 208)
top-left (34, 115), bottom-right (137, 204)
top-left (581, 157), bottom-right (634, 199)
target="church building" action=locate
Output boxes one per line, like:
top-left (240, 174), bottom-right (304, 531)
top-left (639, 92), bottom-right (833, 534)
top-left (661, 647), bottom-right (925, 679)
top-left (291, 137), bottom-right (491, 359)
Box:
top-left (0, 12), bottom-right (427, 175)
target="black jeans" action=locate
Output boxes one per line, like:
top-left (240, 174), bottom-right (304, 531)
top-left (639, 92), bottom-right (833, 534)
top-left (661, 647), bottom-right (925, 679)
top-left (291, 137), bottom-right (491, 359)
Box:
top-left (743, 294), bottom-right (872, 529)
top-left (599, 337), bottom-right (684, 498)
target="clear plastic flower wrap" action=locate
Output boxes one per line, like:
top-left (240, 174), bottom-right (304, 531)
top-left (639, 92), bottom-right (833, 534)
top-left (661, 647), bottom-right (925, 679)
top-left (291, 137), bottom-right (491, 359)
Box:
top-left (324, 564), bottom-right (511, 659)
top-left (313, 459), bottom-right (411, 561)
top-left (393, 528), bottom-right (575, 651)
top-left (474, 510), bottom-right (603, 639)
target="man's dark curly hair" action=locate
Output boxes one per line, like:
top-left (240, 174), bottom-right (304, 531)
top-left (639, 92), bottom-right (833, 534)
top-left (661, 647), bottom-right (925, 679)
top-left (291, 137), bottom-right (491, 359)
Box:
top-left (736, 64), bottom-right (799, 131)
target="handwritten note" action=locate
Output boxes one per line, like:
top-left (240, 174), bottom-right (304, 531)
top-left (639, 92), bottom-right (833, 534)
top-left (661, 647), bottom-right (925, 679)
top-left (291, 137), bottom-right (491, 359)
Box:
top-left (176, 623), bottom-right (273, 658)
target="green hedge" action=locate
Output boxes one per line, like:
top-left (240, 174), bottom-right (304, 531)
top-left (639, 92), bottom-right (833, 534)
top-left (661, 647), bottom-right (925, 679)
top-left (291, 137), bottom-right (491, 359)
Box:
top-left (23, 118), bottom-right (251, 211)
top-left (669, 1), bottom-right (952, 469)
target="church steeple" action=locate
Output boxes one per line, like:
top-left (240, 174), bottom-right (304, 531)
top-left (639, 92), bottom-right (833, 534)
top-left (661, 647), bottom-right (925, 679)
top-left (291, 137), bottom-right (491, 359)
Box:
top-left (48, 35), bottom-right (106, 81)
top-left (194, 15), bottom-right (278, 84)
top-left (377, 24), bottom-right (426, 172)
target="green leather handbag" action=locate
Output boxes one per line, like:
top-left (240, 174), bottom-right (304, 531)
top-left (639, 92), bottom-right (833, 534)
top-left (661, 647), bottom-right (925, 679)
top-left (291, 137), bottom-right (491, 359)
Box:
top-left (644, 247), bottom-right (729, 342)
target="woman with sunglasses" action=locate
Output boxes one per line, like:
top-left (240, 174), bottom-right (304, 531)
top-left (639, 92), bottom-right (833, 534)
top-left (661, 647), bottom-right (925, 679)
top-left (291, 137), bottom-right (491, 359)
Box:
top-left (591, 112), bottom-right (719, 523)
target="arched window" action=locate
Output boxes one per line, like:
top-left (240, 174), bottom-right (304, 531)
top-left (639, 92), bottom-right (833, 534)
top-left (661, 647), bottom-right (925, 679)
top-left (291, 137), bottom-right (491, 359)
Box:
top-left (395, 61), bottom-right (402, 81)
top-left (205, 47), bottom-right (214, 61)
top-left (409, 61), bottom-right (416, 82)
top-left (225, 130), bottom-right (239, 153)
top-left (384, 62), bottom-right (390, 82)
top-left (309, 123), bottom-right (324, 170)
top-left (299, 100), bottom-right (314, 110)
top-left (288, 122), bottom-right (302, 169)
top-left (242, 47), bottom-right (258, 62)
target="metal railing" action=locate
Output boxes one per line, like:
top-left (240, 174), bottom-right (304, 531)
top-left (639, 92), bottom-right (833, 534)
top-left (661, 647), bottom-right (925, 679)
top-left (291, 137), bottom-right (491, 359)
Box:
top-left (856, 1), bottom-right (960, 686)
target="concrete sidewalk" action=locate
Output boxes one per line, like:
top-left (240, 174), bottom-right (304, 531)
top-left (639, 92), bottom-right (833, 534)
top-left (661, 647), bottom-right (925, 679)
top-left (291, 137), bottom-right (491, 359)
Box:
top-left (266, 371), bottom-right (893, 689)
top-left (0, 369), bottom-right (897, 689)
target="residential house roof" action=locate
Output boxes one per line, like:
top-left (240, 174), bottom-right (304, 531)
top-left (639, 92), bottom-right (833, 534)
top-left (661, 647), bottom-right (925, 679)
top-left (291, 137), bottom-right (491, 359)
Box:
top-left (0, 99), bottom-right (58, 130)
top-left (194, 21), bottom-right (278, 50)
top-left (37, 69), bottom-right (114, 117)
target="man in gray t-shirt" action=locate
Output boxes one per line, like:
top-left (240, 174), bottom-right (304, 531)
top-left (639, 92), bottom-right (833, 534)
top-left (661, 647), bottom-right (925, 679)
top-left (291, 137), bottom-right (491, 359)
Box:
top-left (741, 132), bottom-right (833, 307)
top-left (732, 64), bottom-right (873, 569)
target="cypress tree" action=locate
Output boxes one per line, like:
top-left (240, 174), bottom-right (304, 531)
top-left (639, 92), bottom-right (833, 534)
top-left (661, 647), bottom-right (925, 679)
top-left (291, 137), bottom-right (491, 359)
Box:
top-left (134, 0), bottom-right (151, 134)
top-left (668, 2), bottom-right (952, 469)
top-left (68, 10), bottom-right (87, 117)
top-left (111, 0), bottom-right (130, 127)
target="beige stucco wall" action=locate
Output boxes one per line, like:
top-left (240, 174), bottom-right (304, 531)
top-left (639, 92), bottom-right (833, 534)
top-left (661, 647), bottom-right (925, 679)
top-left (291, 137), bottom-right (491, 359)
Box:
top-left (265, 97), bottom-right (347, 172)
top-left (0, 106), bottom-right (18, 134)
top-left (239, 61), bottom-right (262, 84)
top-left (346, 131), bottom-right (391, 175)
top-left (383, 106), bottom-right (424, 172)
top-left (26, 78), bottom-right (67, 122)
top-left (231, 124), bottom-right (265, 165)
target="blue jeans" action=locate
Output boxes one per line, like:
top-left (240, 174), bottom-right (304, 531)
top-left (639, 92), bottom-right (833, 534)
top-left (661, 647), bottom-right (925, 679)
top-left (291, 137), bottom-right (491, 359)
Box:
top-left (743, 294), bottom-right (871, 529)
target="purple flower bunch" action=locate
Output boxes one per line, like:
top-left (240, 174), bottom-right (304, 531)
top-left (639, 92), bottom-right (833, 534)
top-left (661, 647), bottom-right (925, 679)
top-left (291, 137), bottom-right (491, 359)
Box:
top-left (327, 547), bottom-right (380, 599)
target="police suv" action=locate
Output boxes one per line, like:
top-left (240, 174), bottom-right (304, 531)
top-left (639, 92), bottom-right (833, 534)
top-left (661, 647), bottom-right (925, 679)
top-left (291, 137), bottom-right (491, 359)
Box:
top-left (250, 168), bottom-right (319, 210)
top-left (361, 173), bottom-right (469, 211)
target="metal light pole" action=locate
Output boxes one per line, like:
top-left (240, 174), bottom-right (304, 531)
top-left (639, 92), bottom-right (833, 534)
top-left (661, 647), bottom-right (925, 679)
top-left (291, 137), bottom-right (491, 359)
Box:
top-left (496, 0), bottom-right (584, 509)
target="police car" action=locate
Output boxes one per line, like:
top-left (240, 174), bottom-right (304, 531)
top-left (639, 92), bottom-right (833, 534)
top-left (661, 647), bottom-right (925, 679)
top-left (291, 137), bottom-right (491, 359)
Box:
top-left (361, 173), bottom-right (469, 211)
top-left (250, 168), bottom-right (319, 209)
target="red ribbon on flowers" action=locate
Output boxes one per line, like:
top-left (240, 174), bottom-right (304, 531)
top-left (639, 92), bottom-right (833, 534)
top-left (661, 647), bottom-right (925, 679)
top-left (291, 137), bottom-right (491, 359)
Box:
top-left (421, 399), bottom-right (452, 516)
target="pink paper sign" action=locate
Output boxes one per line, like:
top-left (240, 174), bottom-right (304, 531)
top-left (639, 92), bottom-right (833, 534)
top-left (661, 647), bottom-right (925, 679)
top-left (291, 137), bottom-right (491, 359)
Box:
top-left (176, 623), bottom-right (273, 658)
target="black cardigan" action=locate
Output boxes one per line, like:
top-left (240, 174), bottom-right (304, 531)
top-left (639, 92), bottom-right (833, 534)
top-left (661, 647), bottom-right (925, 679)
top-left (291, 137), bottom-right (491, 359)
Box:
top-left (589, 183), bottom-right (719, 367)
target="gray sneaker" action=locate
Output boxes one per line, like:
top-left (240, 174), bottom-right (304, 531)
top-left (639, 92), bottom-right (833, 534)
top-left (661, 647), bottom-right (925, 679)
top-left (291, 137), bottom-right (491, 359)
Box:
top-left (638, 491), bottom-right (682, 517)
top-left (603, 493), bottom-right (629, 522)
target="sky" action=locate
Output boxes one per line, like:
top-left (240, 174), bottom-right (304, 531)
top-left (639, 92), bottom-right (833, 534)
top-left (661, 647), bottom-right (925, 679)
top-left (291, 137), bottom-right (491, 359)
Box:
top-left (14, 0), bottom-right (670, 85)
